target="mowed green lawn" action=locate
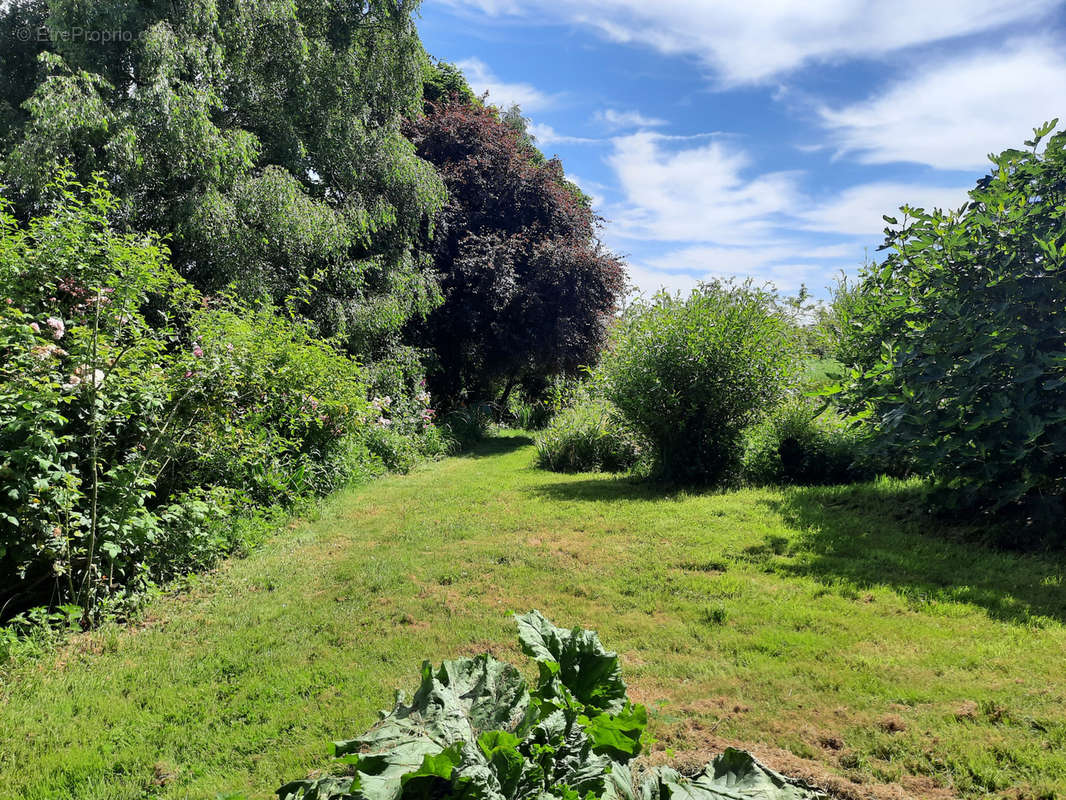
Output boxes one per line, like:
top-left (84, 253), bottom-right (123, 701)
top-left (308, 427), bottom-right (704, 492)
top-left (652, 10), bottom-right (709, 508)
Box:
top-left (2, 433), bottom-right (1064, 800)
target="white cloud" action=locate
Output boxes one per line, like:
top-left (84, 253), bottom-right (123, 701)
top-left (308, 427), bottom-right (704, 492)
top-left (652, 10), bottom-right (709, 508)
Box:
top-left (820, 39), bottom-right (1066, 170)
top-left (443, 0), bottom-right (1058, 85)
top-left (603, 132), bottom-right (800, 244)
top-left (595, 109), bottom-right (667, 130)
top-left (800, 182), bottom-right (971, 236)
top-left (627, 243), bottom-right (861, 296)
top-left (456, 57), bottom-right (555, 111)
top-left (624, 262), bottom-right (704, 296)
top-left (527, 123), bottom-right (598, 148)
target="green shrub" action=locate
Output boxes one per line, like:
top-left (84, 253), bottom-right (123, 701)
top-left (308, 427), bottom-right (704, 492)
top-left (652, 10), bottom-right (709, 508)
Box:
top-left (440, 404), bottom-right (496, 451)
top-left (0, 176), bottom-right (381, 622)
top-left (597, 281), bottom-right (799, 484)
top-left (741, 397), bottom-right (872, 486)
top-left (534, 399), bottom-right (642, 473)
top-left (177, 300), bottom-right (373, 503)
top-left (838, 122), bottom-right (1066, 517)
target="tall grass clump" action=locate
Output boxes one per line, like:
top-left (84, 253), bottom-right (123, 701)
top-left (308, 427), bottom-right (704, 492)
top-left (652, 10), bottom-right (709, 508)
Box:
top-left (534, 398), bottom-right (642, 473)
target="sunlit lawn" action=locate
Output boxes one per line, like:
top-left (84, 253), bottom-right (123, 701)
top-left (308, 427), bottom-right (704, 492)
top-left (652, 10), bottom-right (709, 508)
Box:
top-left (2, 432), bottom-right (1064, 799)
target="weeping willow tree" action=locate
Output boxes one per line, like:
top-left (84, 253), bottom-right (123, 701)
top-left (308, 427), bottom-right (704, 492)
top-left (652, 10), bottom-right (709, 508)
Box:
top-left (0, 0), bottom-right (445, 357)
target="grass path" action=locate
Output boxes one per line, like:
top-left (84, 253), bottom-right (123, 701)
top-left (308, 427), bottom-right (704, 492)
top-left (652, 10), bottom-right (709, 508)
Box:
top-left (2, 433), bottom-right (1064, 800)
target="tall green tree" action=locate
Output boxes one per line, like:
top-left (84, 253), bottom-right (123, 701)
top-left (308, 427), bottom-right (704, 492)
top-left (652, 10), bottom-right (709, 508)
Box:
top-left (0, 0), bottom-right (445, 357)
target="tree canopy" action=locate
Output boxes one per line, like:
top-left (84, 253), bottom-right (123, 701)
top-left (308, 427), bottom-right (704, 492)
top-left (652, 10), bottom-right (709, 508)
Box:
top-left (405, 95), bottom-right (625, 405)
top-left (0, 0), bottom-right (445, 357)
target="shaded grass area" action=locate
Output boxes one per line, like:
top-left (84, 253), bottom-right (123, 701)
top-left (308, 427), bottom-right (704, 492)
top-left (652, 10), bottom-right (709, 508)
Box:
top-left (1, 433), bottom-right (1063, 799)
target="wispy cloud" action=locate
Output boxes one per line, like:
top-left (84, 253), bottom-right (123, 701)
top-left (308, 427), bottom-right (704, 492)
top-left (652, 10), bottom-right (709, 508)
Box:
top-left (604, 132), bottom-right (800, 244)
top-left (528, 123), bottom-right (599, 148)
top-left (818, 39), bottom-right (1066, 170)
top-left (799, 182), bottom-right (971, 237)
top-left (456, 57), bottom-right (556, 111)
top-left (443, 0), bottom-right (1058, 85)
top-left (594, 108), bottom-right (667, 130)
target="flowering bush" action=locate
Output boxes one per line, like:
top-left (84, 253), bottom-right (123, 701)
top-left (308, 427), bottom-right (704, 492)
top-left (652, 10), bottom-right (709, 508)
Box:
top-left (0, 177), bottom-right (376, 623)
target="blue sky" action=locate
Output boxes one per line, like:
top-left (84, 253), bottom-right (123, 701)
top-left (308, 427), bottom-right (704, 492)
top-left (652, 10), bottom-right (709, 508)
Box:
top-left (416, 0), bottom-right (1066, 298)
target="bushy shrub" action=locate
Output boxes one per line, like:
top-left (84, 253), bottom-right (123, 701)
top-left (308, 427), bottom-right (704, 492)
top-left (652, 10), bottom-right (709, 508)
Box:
top-left (176, 301), bottom-right (373, 503)
top-left (597, 281), bottom-right (799, 484)
top-left (534, 399), bottom-right (642, 473)
top-left (440, 404), bottom-right (496, 451)
top-left (741, 397), bottom-right (872, 486)
top-left (838, 122), bottom-right (1066, 517)
top-left (0, 177), bottom-right (382, 622)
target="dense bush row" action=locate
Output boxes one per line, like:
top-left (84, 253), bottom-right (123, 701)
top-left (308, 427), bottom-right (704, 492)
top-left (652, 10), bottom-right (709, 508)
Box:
top-left (0, 180), bottom-right (455, 625)
top-left (535, 124), bottom-right (1066, 548)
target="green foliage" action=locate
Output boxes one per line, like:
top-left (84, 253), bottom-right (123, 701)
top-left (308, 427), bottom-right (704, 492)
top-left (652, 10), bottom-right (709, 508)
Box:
top-left (278, 612), bottom-right (825, 800)
top-left (534, 399), bottom-right (642, 474)
top-left (741, 397), bottom-right (873, 487)
top-left (597, 281), bottom-right (800, 484)
top-left (0, 177), bottom-right (380, 622)
top-left (838, 122), bottom-right (1066, 519)
top-left (440, 405), bottom-right (497, 451)
top-left (175, 300), bottom-right (374, 503)
top-left (0, 0), bottom-right (445, 357)
top-left (812, 272), bottom-right (866, 365)
top-left (421, 59), bottom-right (477, 108)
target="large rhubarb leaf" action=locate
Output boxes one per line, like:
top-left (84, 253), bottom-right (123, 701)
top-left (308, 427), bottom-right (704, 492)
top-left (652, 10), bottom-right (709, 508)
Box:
top-left (276, 616), bottom-right (829, 800)
top-left (516, 611), bottom-right (627, 714)
top-left (638, 749), bottom-right (828, 800)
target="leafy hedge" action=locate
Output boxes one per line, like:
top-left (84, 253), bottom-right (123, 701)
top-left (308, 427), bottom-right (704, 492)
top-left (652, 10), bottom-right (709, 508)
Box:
top-left (0, 178), bottom-right (449, 625)
top-left (278, 612), bottom-right (826, 800)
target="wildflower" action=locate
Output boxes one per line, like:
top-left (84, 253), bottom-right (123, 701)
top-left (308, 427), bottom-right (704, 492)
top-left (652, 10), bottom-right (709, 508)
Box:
top-left (192, 343), bottom-right (204, 358)
top-left (378, 416), bottom-right (392, 427)
top-left (46, 317), bottom-right (65, 340)
top-left (184, 370), bottom-right (193, 378)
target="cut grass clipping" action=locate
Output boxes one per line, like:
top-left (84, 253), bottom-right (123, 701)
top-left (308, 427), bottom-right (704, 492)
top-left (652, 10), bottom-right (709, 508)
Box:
top-left (277, 611), bottom-right (825, 800)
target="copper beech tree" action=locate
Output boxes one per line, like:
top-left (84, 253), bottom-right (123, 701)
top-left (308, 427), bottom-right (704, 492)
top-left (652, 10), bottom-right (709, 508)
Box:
top-left (405, 98), bottom-right (626, 406)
